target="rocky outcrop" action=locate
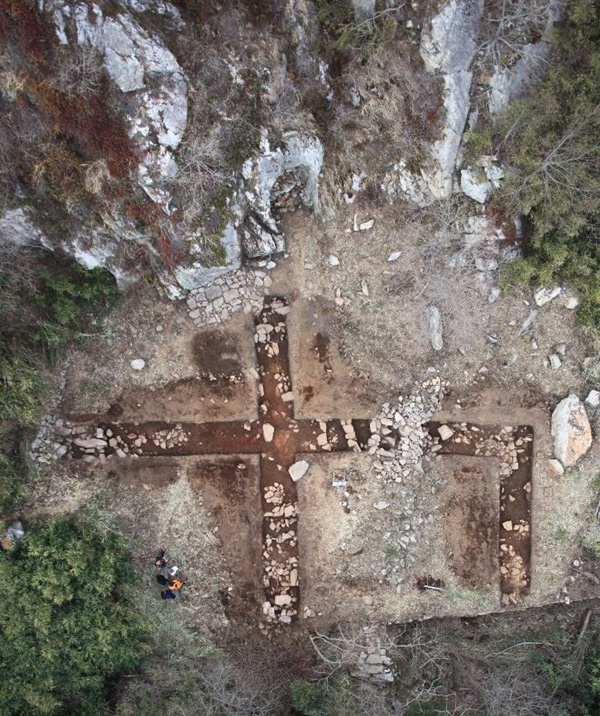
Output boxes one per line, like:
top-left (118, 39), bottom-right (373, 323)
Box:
top-left (31, 1), bottom-right (327, 296)
top-left (0, 208), bottom-right (45, 247)
top-left (241, 130), bottom-right (323, 258)
top-left (488, 1), bottom-right (561, 114)
top-left (383, 0), bottom-right (483, 204)
top-left (43, 1), bottom-right (188, 210)
top-left (420, 0), bottom-right (483, 200)
top-left (551, 395), bottom-right (593, 468)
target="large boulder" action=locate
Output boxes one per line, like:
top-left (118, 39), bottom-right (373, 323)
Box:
top-left (551, 394), bottom-right (593, 468)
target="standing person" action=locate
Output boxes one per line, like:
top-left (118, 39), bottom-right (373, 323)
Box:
top-left (154, 548), bottom-right (168, 568)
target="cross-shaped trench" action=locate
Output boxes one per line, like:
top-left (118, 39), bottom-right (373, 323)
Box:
top-left (64, 296), bottom-right (371, 625)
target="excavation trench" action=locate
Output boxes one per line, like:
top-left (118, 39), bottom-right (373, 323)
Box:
top-left (429, 421), bottom-right (533, 604)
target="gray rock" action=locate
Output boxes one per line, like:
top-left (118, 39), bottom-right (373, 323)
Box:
top-left (427, 306), bottom-right (444, 351)
top-left (461, 168), bottom-right (492, 203)
top-left (548, 354), bottom-right (562, 370)
top-left (424, 70), bottom-right (473, 199)
top-left (417, 0), bottom-right (483, 199)
top-left (350, 0), bottom-right (376, 20)
top-left (0, 208), bottom-right (45, 247)
top-left (489, 41), bottom-right (553, 115)
top-left (548, 458), bottom-right (565, 476)
top-left (585, 390), bottom-right (600, 409)
top-left (373, 501), bottom-right (390, 510)
top-left (289, 460), bottom-right (310, 482)
top-left (475, 256), bottom-right (499, 272)
top-left (534, 286), bottom-right (562, 306)
top-left (438, 425), bottom-right (454, 441)
top-left (420, 0), bottom-right (484, 74)
top-left (488, 286), bottom-right (501, 303)
top-left (131, 358), bottom-right (146, 370)
top-left (551, 394), bottom-right (592, 467)
top-left (241, 130), bottom-right (324, 258)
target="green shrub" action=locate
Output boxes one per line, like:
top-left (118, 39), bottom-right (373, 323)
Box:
top-left (0, 353), bottom-right (46, 426)
top-left (0, 256), bottom-right (118, 516)
top-left (290, 679), bottom-right (330, 716)
top-left (0, 452), bottom-right (25, 514)
top-left (0, 514), bottom-right (149, 716)
top-left (493, 0), bottom-right (600, 330)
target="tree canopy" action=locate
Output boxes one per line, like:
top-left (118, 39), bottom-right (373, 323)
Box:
top-left (0, 515), bottom-right (148, 716)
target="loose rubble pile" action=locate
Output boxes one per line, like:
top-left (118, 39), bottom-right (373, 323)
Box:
top-left (369, 375), bottom-right (445, 483)
top-left (186, 268), bottom-right (273, 327)
top-left (261, 482), bottom-right (299, 628)
top-left (356, 645), bottom-right (394, 683)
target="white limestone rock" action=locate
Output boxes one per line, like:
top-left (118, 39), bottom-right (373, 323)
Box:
top-left (551, 394), bottom-right (592, 467)
top-left (0, 208), bottom-right (45, 247)
top-left (289, 460), bottom-right (310, 482)
top-left (461, 168), bottom-right (492, 203)
top-left (418, 0), bottom-right (483, 200)
top-left (350, 0), bottom-right (376, 19)
top-left (548, 458), bottom-right (565, 476)
top-left (427, 306), bottom-right (444, 351)
top-left (438, 425), bottom-right (454, 441)
top-left (420, 0), bottom-right (484, 74)
top-left (241, 130), bottom-right (323, 258)
top-left (423, 70), bottom-right (473, 199)
top-left (534, 286), bottom-right (562, 306)
top-left (131, 359), bottom-right (146, 370)
top-left (585, 390), bottom-right (600, 409)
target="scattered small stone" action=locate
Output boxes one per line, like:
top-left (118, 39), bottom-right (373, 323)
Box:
top-left (534, 286), bottom-right (562, 306)
top-left (262, 423), bottom-right (275, 443)
top-left (548, 354), bottom-right (562, 370)
top-left (131, 359), bottom-right (146, 371)
top-left (359, 219), bottom-right (374, 231)
top-left (585, 390), bottom-right (600, 409)
top-left (387, 251), bottom-right (402, 262)
top-left (488, 286), bottom-right (501, 303)
top-left (329, 255), bottom-right (340, 266)
top-left (437, 425), bottom-right (454, 441)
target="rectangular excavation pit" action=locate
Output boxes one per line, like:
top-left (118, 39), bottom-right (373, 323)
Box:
top-left (429, 422), bottom-right (534, 605)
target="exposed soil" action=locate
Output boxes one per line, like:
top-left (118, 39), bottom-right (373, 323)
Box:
top-left (439, 458), bottom-right (500, 590)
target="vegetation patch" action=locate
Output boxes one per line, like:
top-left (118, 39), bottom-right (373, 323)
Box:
top-left (0, 513), bottom-right (148, 716)
top-left (471, 0), bottom-right (600, 331)
top-left (0, 254), bottom-right (118, 514)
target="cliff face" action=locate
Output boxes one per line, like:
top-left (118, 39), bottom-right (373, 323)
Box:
top-left (0, 0), bottom-right (553, 295)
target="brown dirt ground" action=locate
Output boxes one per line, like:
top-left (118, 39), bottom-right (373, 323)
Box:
top-left (32, 198), bottom-right (600, 642)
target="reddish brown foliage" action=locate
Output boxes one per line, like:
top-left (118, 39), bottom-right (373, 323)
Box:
top-left (0, 0), bottom-right (52, 71)
top-left (33, 79), bottom-right (137, 178)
